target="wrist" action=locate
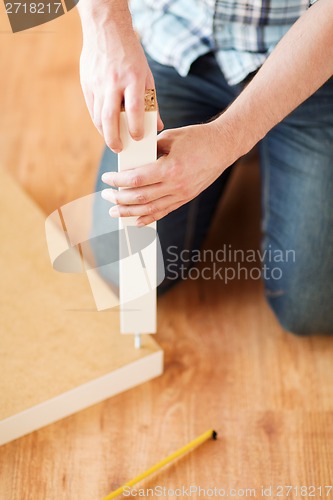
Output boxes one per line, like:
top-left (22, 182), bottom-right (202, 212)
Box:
top-left (212, 103), bottom-right (262, 164)
top-left (206, 115), bottom-right (248, 170)
top-left (78, 0), bottom-right (133, 33)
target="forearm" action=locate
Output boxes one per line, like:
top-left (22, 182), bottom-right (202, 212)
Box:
top-left (77, 0), bottom-right (133, 34)
top-left (96, 0), bottom-right (333, 224)
top-left (77, 0), bottom-right (162, 150)
top-left (219, 0), bottom-right (333, 159)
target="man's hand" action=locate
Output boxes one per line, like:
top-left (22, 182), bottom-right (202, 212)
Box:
top-left (78, 0), bottom-right (163, 153)
top-left (101, 0), bottom-right (333, 225)
top-left (101, 122), bottom-right (238, 226)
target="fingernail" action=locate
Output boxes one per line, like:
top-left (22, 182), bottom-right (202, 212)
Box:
top-left (109, 206), bottom-right (120, 217)
top-left (109, 142), bottom-right (123, 153)
top-left (132, 133), bottom-right (143, 142)
top-left (101, 189), bottom-right (115, 203)
top-left (136, 220), bottom-right (145, 227)
top-left (101, 173), bottom-right (112, 183)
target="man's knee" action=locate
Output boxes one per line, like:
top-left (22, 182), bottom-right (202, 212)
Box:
top-left (266, 290), bottom-right (333, 337)
top-left (262, 235), bottom-right (333, 337)
top-left (267, 293), bottom-right (312, 336)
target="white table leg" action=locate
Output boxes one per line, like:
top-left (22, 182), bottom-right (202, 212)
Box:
top-left (118, 91), bottom-right (157, 345)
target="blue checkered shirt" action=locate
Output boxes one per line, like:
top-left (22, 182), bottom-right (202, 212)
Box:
top-left (131, 0), bottom-right (318, 85)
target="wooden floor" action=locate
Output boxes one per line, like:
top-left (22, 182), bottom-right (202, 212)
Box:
top-left (1, 9), bottom-right (333, 500)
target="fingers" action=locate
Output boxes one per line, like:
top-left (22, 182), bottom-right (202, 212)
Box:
top-left (146, 70), bottom-right (164, 132)
top-left (92, 85), bottom-right (161, 152)
top-left (107, 195), bottom-right (175, 220)
top-left (124, 83), bottom-right (145, 140)
top-left (102, 91), bottom-right (123, 153)
top-left (101, 158), bottom-right (165, 188)
top-left (136, 203), bottom-right (180, 226)
top-left (157, 131), bottom-right (173, 156)
top-left (93, 93), bottom-right (104, 136)
top-left (101, 182), bottom-right (167, 205)
top-left (80, 39), bottom-right (163, 153)
top-left (157, 111), bottom-right (164, 132)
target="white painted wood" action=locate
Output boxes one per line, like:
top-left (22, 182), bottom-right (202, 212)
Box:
top-left (0, 350), bottom-right (163, 446)
top-left (0, 168), bottom-right (164, 447)
top-left (118, 111), bottom-right (157, 334)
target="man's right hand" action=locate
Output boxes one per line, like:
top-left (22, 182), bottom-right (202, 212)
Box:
top-left (77, 0), bottom-right (163, 153)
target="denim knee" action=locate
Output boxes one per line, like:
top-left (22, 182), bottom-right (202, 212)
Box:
top-left (265, 281), bottom-right (333, 337)
top-left (266, 293), bottom-right (313, 336)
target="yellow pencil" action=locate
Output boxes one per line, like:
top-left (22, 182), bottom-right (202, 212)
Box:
top-left (102, 429), bottom-right (218, 500)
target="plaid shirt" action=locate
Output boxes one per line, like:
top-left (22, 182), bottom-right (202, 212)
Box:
top-left (131, 0), bottom-right (318, 85)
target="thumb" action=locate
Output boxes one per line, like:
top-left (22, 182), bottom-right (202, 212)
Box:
top-left (157, 130), bottom-right (173, 156)
top-left (157, 110), bottom-right (164, 131)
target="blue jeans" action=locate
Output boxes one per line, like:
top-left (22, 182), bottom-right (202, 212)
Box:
top-left (93, 52), bottom-right (333, 336)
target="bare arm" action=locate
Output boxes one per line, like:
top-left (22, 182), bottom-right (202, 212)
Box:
top-left (101, 0), bottom-right (333, 225)
top-left (77, 0), bottom-right (163, 152)
top-left (217, 0), bottom-right (333, 156)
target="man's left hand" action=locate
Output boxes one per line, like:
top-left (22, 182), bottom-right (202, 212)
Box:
top-left (101, 122), bottom-right (234, 226)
